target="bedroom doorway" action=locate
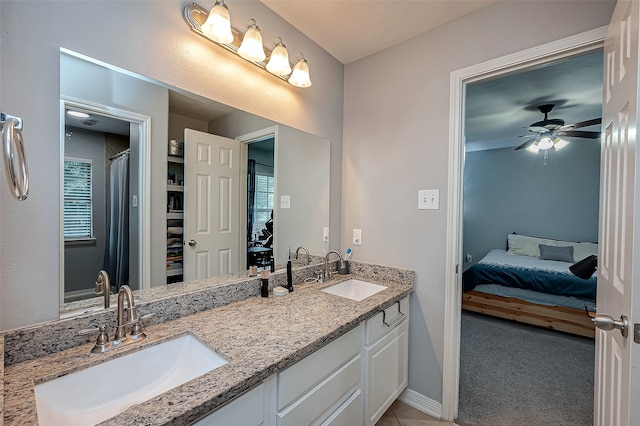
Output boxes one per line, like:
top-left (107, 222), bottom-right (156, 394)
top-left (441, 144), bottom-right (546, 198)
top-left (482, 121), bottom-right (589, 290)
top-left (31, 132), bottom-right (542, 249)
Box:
top-left (442, 27), bottom-right (607, 423)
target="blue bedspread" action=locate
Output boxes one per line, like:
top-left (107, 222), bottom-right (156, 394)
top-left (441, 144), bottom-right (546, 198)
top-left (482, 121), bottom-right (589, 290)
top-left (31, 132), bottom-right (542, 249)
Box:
top-left (462, 262), bottom-right (597, 299)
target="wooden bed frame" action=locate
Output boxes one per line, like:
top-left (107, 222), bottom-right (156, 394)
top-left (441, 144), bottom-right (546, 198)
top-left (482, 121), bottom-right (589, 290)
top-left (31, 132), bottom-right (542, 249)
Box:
top-left (462, 290), bottom-right (595, 338)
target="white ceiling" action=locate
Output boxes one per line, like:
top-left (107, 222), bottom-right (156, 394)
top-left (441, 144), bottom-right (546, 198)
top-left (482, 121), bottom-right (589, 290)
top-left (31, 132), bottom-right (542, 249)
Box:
top-left (260, 0), bottom-right (499, 64)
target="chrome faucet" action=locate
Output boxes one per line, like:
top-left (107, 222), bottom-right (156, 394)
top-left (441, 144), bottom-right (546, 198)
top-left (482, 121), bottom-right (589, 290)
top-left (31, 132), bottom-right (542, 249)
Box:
top-left (94, 270), bottom-right (111, 308)
top-left (295, 246), bottom-right (310, 265)
top-left (323, 251), bottom-right (343, 281)
top-left (114, 285), bottom-right (140, 342)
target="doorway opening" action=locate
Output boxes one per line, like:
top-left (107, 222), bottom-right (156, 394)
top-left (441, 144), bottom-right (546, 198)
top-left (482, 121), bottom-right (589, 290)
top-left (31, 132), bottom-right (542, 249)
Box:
top-left (59, 98), bottom-right (151, 307)
top-left (442, 27), bottom-right (607, 421)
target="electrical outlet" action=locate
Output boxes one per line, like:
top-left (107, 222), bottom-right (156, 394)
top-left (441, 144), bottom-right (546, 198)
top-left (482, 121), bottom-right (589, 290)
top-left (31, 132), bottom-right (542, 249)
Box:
top-left (323, 227), bottom-right (330, 242)
top-left (353, 228), bottom-right (362, 246)
top-left (465, 254), bottom-right (472, 263)
top-left (418, 189), bottom-right (439, 210)
top-left (280, 195), bottom-right (291, 209)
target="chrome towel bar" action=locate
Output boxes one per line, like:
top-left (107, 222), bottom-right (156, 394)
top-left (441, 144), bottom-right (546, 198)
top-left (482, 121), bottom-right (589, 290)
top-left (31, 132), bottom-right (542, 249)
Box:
top-left (1, 112), bottom-right (29, 200)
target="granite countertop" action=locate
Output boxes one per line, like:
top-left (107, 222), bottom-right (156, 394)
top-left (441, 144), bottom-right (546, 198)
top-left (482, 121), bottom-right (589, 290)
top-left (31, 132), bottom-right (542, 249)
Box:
top-left (2, 275), bottom-right (412, 425)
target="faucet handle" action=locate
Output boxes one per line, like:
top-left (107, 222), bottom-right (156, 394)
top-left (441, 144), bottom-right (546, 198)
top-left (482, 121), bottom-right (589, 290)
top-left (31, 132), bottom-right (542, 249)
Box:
top-left (130, 313), bottom-right (155, 341)
top-left (79, 325), bottom-right (111, 353)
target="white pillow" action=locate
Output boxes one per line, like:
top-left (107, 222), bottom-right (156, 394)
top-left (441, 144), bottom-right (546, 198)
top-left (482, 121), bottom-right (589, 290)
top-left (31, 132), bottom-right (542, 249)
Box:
top-left (507, 233), bottom-right (598, 262)
top-left (507, 234), bottom-right (557, 258)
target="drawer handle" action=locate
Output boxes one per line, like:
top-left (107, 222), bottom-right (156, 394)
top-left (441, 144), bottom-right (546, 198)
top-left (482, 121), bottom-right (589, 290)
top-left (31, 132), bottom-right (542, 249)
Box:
top-left (383, 300), bottom-right (405, 327)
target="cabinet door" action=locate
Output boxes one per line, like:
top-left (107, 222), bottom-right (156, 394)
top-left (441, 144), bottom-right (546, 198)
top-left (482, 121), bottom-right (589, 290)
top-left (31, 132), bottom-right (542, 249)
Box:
top-left (192, 379), bottom-right (272, 426)
top-left (365, 320), bottom-right (408, 426)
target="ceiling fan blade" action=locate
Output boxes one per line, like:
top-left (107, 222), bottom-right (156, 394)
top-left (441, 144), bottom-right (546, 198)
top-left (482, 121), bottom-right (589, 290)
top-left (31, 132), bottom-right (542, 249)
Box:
top-left (527, 126), bottom-right (551, 133)
top-left (515, 138), bottom-right (536, 151)
top-left (557, 130), bottom-right (601, 139)
top-left (570, 117), bottom-right (602, 129)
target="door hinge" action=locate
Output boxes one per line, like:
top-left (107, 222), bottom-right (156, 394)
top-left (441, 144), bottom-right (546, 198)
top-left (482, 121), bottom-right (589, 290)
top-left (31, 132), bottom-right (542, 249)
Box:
top-left (634, 323), bottom-right (640, 344)
top-left (456, 264), bottom-right (459, 274)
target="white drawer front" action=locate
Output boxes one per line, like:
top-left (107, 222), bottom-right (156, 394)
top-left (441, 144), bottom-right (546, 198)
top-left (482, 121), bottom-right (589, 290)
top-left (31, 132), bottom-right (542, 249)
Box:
top-left (321, 389), bottom-right (363, 426)
top-left (277, 323), bottom-right (363, 409)
top-left (365, 296), bottom-right (409, 346)
top-left (277, 354), bottom-right (362, 426)
top-left (192, 381), bottom-right (267, 425)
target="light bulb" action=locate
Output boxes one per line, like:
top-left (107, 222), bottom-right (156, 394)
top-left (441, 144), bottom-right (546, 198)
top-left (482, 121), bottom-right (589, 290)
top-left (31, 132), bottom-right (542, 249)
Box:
top-left (553, 137), bottom-right (569, 151)
top-left (202, 0), bottom-right (233, 44)
top-left (266, 38), bottom-right (292, 76)
top-left (538, 136), bottom-right (554, 150)
top-left (288, 54), bottom-right (312, 87)
top-left (527, 142), bottom-right (540, 154)
top-left (238, 19), bottom-right (266, 62)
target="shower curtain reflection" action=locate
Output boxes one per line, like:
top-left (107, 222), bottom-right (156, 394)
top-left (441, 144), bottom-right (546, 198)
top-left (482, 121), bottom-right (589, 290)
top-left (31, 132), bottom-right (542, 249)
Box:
top-left (103, 149), bottom-right (130, 290)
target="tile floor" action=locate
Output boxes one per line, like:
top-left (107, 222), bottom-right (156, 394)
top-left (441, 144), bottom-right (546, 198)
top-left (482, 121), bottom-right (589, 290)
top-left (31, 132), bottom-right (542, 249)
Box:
top-left (375, 400), bottom-right (458, 426)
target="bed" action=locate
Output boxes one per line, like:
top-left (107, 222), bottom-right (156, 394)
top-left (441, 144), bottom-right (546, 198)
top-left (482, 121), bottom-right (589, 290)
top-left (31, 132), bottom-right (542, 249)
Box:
top-left (462, 234), bottom-right (597, 338)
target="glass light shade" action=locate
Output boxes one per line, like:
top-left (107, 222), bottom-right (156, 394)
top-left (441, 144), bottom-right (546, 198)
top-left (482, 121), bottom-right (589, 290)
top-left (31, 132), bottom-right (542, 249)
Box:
top-left (526, 142), bottom-right (540, 154)
top-left (538, 136), bottom-right (554, 150)
top-left (238, 20), bottom-right (266, 62)
top-left (288, 55), bottom-right (312, 88)
top-left (553, 137), bottom-right (569, 151)
top-left (266, 38), bottom-right (292, 76)
top-left (202, 0), bottom-right (233, 44)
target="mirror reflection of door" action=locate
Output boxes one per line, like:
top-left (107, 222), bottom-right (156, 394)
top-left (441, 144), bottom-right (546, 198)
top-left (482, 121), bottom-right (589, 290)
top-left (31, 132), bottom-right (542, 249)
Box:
top-left (246, 137), bottom-right (275, 270)
top-left (63, 109), bottom-right (138, 303)
top-left (183, 129), bottom-right (241, 281)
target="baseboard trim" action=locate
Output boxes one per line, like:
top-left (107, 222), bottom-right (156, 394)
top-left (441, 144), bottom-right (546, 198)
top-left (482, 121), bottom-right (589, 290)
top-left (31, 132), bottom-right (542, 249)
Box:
top-left (399, 388), bottom-right (443, 419)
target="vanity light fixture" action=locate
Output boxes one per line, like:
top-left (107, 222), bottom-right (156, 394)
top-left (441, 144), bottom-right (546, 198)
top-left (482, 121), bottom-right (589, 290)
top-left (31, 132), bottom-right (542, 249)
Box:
top-left (238, 19), bottom-right (266, 62)
top-left (183, 2), bottom-right (312, 88)
top-left (266, 37), bottom-right (292, 76)
top-left (288, 53), bottom-right (312, 88)
top-left (201, 0), bottom-right (234, 44)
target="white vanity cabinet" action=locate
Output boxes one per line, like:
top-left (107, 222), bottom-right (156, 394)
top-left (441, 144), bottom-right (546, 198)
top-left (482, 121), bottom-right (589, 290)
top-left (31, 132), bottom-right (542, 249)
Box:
top-left (276, 323), bottom-right (364, 426)
top-left (364, 297), bottom-right (410, 426)
top-left (191, 377), bottom-right (276, 425)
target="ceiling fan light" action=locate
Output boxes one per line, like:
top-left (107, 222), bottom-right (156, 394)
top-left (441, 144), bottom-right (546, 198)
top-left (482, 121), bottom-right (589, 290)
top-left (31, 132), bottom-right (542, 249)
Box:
top-left (238, 19), bottom-right (266, 62)
top-left (202, 0), bottom-right (234, 44)
top-left (553, 137), bottom-right (569, 151)
top-left (538, 136), bottom-right (554, 151)
top-left (266, 37), bottom-right (292, 76)
top-left (527, 142), bottom-right (540, 154)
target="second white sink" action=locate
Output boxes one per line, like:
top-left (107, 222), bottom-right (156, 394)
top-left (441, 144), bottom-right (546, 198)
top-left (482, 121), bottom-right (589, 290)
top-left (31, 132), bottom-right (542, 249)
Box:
top-left (35, 333), bottom-right (228, 426)
top-left (321, 279), bottom-right (387, 301)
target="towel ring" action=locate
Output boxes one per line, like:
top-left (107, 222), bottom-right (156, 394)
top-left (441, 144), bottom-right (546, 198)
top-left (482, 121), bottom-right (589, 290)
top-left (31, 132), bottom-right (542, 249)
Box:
top-left (1, 113), bottom-right (29, 201)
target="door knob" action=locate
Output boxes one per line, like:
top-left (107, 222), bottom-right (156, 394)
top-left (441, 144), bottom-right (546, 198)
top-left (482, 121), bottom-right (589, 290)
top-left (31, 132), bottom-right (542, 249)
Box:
top-left (592, 313), bottom-right (629, 338)
top-left (188, 239), bottom-right (197, 247)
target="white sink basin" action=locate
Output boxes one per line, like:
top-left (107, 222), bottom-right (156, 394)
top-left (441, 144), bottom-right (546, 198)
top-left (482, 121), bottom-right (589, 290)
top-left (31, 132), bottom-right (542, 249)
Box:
top-left (321, 279), bottom-right (387, 301)
top-left (34, 334), bottom-right (227, 426)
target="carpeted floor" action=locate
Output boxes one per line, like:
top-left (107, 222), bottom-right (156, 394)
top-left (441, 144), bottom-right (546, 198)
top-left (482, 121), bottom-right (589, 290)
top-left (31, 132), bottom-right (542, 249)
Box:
top-left (456, 311), bottom-right (595, 426)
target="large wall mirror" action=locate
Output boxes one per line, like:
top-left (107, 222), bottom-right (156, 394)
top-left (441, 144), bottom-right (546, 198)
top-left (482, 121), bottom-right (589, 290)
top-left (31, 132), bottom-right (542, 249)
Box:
top-left (60, 50), bottom-right (330, 313)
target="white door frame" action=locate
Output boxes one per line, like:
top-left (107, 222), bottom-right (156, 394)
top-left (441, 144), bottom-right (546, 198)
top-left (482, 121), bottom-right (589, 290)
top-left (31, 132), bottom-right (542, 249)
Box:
top-left (236, 125), bottom-right (279, 271)
top-left (59, 96), bottom-right (152, 307)
top-left (442, 26), bottom-right (607, 420)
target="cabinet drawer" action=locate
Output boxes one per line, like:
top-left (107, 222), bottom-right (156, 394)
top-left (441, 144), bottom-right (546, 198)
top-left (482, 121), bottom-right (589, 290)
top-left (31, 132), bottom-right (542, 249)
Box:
top-left (321, 389), bottom-right (363, 426)
top-left (365, 296), bottom-right (409, 345)
top-left (192, 380), bottom-right (269, 425)
top-left (277, 354), bottom-right (362, 426)
top-left (278, 323), bottom-right (363, 409)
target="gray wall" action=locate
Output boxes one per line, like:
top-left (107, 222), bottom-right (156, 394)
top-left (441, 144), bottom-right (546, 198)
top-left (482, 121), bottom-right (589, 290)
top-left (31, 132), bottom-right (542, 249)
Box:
top-left (463, 142), bottom-right (601, 268)
top-left (0, 0), bottom-right (344, 331)
top-left (342, 0), bottom-right (614, 406)
top-left (63, 127), bottom-right (107, 294)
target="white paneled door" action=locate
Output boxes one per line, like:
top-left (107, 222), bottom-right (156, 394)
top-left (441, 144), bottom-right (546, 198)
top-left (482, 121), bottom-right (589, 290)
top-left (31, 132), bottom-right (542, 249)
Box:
top-left (184, 129), bottom-right (240, 281)
top-left (596, 1), bottom-right (640, 424)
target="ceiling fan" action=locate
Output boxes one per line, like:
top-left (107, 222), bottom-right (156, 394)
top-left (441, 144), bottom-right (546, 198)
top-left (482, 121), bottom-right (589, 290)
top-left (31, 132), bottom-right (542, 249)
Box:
top-left (514, 103), bottom-right (601, 153)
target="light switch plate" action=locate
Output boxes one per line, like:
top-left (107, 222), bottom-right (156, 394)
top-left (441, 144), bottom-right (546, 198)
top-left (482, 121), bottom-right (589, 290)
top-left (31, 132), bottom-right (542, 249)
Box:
top-left (353, 228), bottom-right (362, 246)
top-left (280, 195), bottom-right (291, 209)
top-left (418, 189), bottom-right (439, 210)
top-left (323, 227), bottom-right (330, 242)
